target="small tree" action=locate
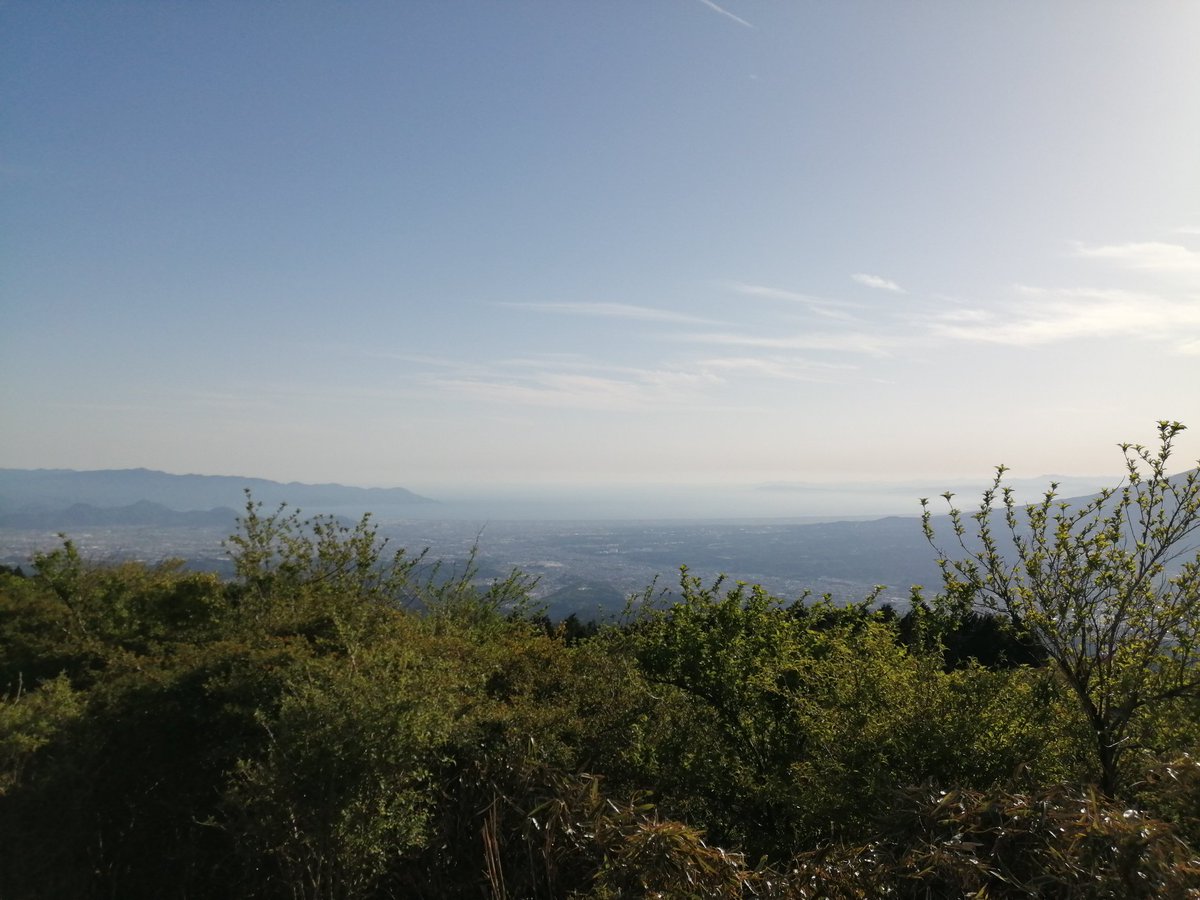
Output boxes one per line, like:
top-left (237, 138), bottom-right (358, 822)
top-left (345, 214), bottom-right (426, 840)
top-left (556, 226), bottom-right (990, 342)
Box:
top-left (923, 421), bottom-right (1200, 795)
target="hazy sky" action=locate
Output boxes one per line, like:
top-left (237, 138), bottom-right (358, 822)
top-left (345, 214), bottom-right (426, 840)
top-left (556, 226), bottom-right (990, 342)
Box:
top-left (3, 1), bottom-right (1199, 498)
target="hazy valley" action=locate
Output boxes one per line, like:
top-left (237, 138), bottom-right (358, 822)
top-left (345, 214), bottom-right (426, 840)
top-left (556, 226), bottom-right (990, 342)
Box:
top-left (0, 466), bottom-right (1119, 618)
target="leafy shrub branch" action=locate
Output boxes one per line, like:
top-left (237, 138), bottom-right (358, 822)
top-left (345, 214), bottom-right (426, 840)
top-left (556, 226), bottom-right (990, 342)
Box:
top-left (924, 420), bottom-right (1200, 795)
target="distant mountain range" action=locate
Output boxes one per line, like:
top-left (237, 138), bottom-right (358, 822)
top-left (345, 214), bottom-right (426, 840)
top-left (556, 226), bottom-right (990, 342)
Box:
top-left (0, 468), bottom-right (434, 525)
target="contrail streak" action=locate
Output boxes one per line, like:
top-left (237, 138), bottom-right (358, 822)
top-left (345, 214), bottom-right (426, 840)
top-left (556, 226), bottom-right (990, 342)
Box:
top-left (696, 0), bottom-right (754, 29)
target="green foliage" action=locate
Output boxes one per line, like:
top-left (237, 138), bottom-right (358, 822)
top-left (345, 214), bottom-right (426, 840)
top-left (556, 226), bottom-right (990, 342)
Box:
top-left (0, 566), bottom-right (82, 689)
top-left (225, 638), bottom-right (457, 899)
top-left (924, 420), bottom-right (1200, 795)
top-left (0, 674), bottom-right (82, 796)
top-left (223, 493), bottom-right (425, 643)
top-left (0, 541), bottom-right (228, 695)
top-left (625, 571), bottom-right (1074, 858)
top-left (0, 636), bottom-right (314, 898)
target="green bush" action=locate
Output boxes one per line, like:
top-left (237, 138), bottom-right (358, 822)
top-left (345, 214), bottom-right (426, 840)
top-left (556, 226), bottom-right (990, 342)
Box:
top-left (626, 572), bottom-right (1084, 857)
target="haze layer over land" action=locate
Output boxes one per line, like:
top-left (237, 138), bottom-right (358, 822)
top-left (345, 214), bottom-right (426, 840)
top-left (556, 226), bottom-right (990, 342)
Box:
top-left (3, 465), bottom-right (1189, 619)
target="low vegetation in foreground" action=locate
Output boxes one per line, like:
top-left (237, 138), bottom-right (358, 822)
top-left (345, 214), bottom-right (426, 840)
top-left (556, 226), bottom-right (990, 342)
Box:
top-left (3, 423), bottom-right (1200, 898)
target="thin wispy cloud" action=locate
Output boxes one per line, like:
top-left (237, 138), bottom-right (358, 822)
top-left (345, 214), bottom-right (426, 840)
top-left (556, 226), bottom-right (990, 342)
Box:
top-left (677, 329), bottom-right (896, 357)
top-left (435, 373), bottom-right (645, 412)
top-left (501, 301), bottom-right (723, 326)
top-left (500, 355), bottom-right (722, 388)
top-left (695, 0), bottom-right (754, 29)
top-left (701, 355), bottom-right (858, 383)
top-left (1072, 241), bottom-right (1200, 273)
top-left (493, 352), bottom-right (592, 371)
top-left (852, 273), bottom-right (906, 293)
top-left (432, 365), bottom-right (721, 412)
top-left (422, 342), bottom-right (871, 411)
top-left (930, 285), bottom-right (1200, 353)
top-left (359, 350), bottom-right (473, 369)
top-left (189, 390), bottom-right (275, 411)
top-left (727, 282), bottom-right (863, 320)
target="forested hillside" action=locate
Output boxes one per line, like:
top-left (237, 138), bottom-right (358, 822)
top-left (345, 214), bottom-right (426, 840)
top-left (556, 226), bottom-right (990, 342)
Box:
top-left (3, 425), bottom-right (1200, 898)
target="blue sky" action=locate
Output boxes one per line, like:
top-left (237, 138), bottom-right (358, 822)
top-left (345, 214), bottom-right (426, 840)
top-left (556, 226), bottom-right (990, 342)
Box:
top-left (3, 2), bottom-right (1199, 508)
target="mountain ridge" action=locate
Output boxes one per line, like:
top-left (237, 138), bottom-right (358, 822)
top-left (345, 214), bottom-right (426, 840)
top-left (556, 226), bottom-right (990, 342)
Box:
top-left (0, 467), bottom-right (434, 517)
